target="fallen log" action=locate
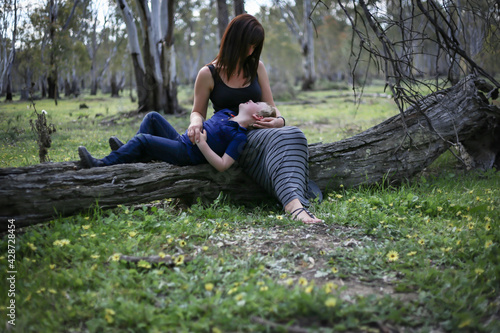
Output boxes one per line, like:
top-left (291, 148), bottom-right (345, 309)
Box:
top-left (1, 75), bottom-right (499, 231)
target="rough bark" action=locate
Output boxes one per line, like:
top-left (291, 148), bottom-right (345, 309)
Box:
top-left (1, 76), bottom-right (498, 231)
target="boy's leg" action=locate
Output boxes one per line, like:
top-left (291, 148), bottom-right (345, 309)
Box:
top-left (101, 133), bottom-right (192, 166)
top-left (138, 112), bottom-right (180, 139)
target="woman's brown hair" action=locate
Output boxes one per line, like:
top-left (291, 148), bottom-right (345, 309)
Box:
top-left (212, 14), bottom-right (265, 85)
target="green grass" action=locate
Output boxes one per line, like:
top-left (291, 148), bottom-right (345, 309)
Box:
top-left (0, 87), bottom-right (499, 332)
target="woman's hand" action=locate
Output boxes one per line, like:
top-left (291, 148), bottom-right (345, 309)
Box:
top-left (252, 116), bottom-right (285, 129)
top-left (187, 122), bottom-right (203, 144)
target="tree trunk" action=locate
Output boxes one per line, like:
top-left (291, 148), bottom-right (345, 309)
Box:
top-left (1, 76), bottom-right (498, 231)
top-left (216, 0), bottom-right (229, 41)
top-left (234, 0), bottom-right (244, 16)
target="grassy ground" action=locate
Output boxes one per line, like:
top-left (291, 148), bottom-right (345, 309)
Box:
top-left (0, 88), bottom-right (499, 332)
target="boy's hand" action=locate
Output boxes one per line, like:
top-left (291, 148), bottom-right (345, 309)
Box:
top-left (197, 129), bottom-right (208, 144)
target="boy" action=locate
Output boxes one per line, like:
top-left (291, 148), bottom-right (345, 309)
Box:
top-left (78, 100), bottom-right (276, 172)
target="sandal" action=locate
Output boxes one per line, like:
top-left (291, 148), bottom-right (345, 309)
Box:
top-left (290, 207), bottom-right (323, 224)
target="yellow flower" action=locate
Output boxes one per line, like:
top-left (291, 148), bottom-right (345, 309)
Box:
top-left (174, 255), bottom-right (185, 265)
top-left (90, 233), bottom-right (97, 238)
top-left (260, 286), bottom-right (269, 292)
top-left (111, 253), bottom-right (121, 262)
top-left (234, 293), bottom-right (245, 302)
top-left (167, 237), bottom-right (173, 244)
top-left (228, 287), bottom-right (238, 295)
top-left (485, 223), bottom-right (491, 231)
top-left (48, 289), bottom-right (57, 294)
top-left (27, 242), bottom-right (37, 251)
top-left (49, 264), bottom-right (56, 269)
top-left (324, 297), bottom-right (337, 307)
top-left (53, 239), bottom-right (70, 247)
top-left (324, 282), bottom-right (337, 293)
top-left (387, 250), bottom-right (399, 262)
top-left (205, 283), bottom-right (214, 292)
top-left (485, 240), bottom-right (493, 249)
top-left (285, 278), bottom-right (294, 286)
top-left (468, 223), bottom-right (474, 230)
top-left (91, 255), bottom-right (100, 259)
top-left (82, 225), bottom-right (91, 230)
top-left (484, 216), bottom-right (491, 222)
top-left (298, 277), bottom-right (308, 286)
top-left (178, 240), bottom-right (186, 247)
top-left (138, 260), bottom-right (152, 269)
top-left (475, 268), bottom-right (484, 275)
top-left (128, 231), bottom-right (137, 237)
top-left (276, 215), bottom-right (284, 220)
top-left (418, 239), bottom-right (425, 245)
top-left (158, 252), bottom-right (166, 258)
top-left (104, 308), bottom-right (115, 324)
top-left (319, 250), bottom-right (326, 255)
top-left (280, 273), bottom-right (288, 279)
top-left (335, 194), bottom-right (343, 199)
top-left (212, 328), bottom-right (222, 333)
top-left (437, 206), bottom-right (443, 212)
top-left (407, 251), bottom-right (417, 256)
top-left (331, 267), bottom-right (339, 274)
top-left (202, 246), bottom-right (209, 251)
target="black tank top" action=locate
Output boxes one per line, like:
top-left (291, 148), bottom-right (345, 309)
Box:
top-left (208, 64), bottom-right (262, 114)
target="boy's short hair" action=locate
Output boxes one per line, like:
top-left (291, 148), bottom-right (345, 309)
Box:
top-left (257, 103), bottom-right (277, 118)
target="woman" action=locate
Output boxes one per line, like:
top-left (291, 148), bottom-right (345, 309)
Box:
top-left (188, 14), bottom-right (322, 224)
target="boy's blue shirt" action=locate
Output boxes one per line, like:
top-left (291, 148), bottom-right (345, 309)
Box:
top-left (180, 109), bottom-right (248, 164)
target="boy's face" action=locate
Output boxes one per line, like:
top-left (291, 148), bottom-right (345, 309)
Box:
top-left (239, 100), bottom-right (268, 117)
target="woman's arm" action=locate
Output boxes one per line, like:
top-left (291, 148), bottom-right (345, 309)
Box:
top-left (188, 66), bottom-right (214, 144)
top-left (254, 61), bottom-right (285, 129)
top-left (196, 130), bottom-right (236, 172)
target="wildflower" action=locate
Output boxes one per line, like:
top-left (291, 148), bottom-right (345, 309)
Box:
top-left (234, 293), bottom-right (245, 302)
top-left (475, 268), bottom-right (485, 275)
top-left (104, 308), bottom-right (115, 324)
top-left (484, 216), bottom-right (491, 222)
top-left (418, 239), bottom-right (425, 245)
top-left (49, 264), bottom-right (56, 269)
top-left (90, 233), bottom-right (96, 238)
top-left (82, 225), bottom-right (91, 230)
top-left (298, 277), bottom-right (308, 286)
top-left (260, 286), bottom-right (269, 292)
top-left (324, 282), bottom-right (338, 293)
top-left (485, 223), bottom-right (491, 231)
top-left (335, 194), bottom-right (343, 199)
top-left (285, 278), bottom-right (294, 286)
top-left (468, 223), bottom-right (474, 230)
top-left (36, 288), bottom-right (46, 294)
top-left (174, 254), bottom-right (185, 265)
top-left (319, 250), bottom-right (326, 255)
top-left (91, 255), bottom-right (100, 259)
top-left (387, 250), bottom-right (399, 262)
top-left (111, 253), bottom-right (121, 262)
top-left (53, 239), bottom-right (70, 247)
top-left (205, 283), bottom-right (214, 292)
top-left (202, 246), bottom-right (209, 251)
top-left (456, 240), bottom-right (461, 246)
top-left (331, 267), bottom-right (339, 274)
top-left (280, 273), bottom-right (288, 279)
top-left (228, 287), bottom-right (238, 295)
top-left (167, 237), bottom-right (173, 244)
top-left (325, 297), bottom-right (337, 307)
top-left (305, 286), bottom-right (313, 294)
top-left (48, 289), bottom-right (57, 294)
top-left (128, 231), bottom-right (137, 237)
top-left (158, 252), bottom-right (166, 258)
top-left (178, 240), bottom-right (186, 247)
top-left (485, 240), bottom-right (493, 249)
top-left (138, 260), bottom-right (151, 269)
top-left (437, 206), bottom-right (443, 212)
top-left (277, 215), bottom-right (283, 220)
top-left (212, 328), bottom-right (222, 333)
top-left (27, 242), bottom-right (37, 251)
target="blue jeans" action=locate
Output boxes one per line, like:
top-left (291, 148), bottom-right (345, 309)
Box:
top-left (100, 112), bottom-right (192, 166)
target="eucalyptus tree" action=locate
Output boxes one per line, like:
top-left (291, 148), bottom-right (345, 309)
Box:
top-left (273, 0), bottom-right (318, 90)
top-left (115, 0), bottom-right (179, 113)
top-left (0, 0), bottom-right (18, 101)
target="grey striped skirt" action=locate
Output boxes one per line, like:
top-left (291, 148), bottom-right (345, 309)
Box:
top-left (238, 126), bottom-right (310, 208)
